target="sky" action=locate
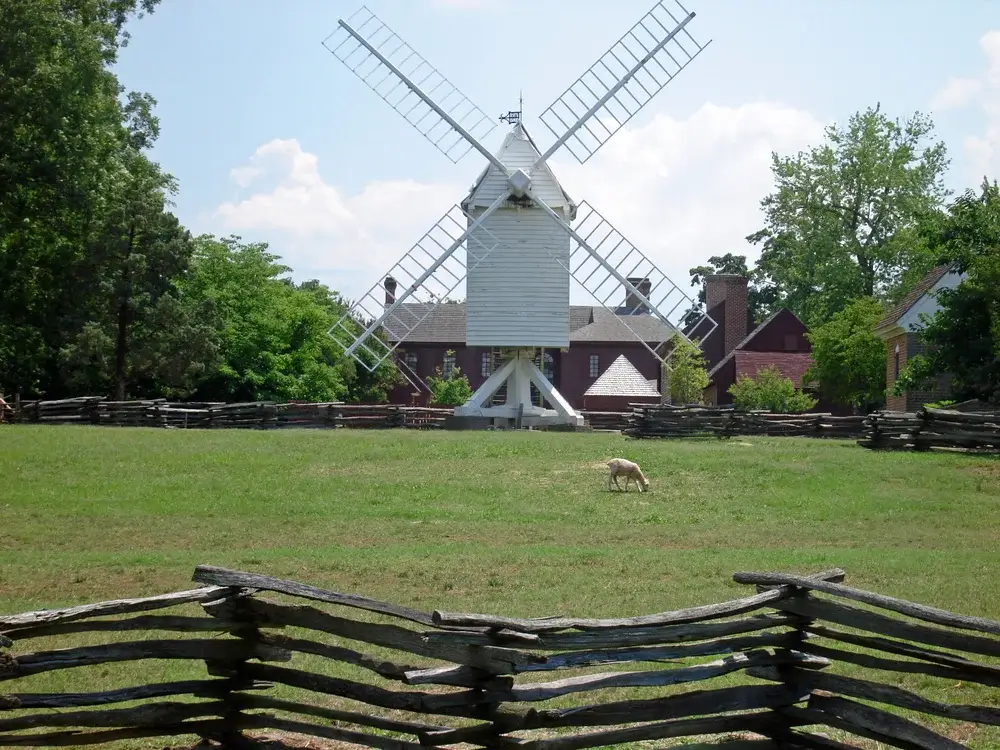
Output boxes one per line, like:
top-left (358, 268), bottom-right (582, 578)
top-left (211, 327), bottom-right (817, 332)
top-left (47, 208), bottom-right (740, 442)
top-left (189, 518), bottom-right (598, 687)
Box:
top-left (114, 0), bottom-right (1000, 318)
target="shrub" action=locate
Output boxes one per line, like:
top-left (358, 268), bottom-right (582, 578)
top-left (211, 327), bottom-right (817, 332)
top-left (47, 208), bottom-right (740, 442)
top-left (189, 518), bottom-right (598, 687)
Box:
top-left (728, 365), bottom-right (817, 413)
top-left (426, 350), bottom-right (473, 406)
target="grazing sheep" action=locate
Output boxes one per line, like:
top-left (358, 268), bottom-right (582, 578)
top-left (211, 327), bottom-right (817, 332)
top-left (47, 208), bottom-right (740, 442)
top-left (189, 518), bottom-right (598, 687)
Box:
top-left (607, 458), bottom-right (650, 493)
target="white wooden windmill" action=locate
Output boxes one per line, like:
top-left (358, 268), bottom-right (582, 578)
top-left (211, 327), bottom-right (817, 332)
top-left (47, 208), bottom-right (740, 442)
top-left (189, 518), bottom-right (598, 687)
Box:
top-left (323, 1), bottom-right (718, 427)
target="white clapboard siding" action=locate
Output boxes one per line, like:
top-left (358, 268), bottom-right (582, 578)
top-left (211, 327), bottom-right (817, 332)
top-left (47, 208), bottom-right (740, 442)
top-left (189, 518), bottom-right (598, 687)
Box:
top-left (466, 207), bottom-right (571, 348)
top-left (464, 124), bottom-right (572, 209)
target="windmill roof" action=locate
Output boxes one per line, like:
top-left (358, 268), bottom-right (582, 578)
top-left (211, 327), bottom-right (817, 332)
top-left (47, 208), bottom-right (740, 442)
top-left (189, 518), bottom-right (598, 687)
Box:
top-left (584, 354), bottom-right (661, 397)
top-left (462, 122), bottom-right (576, 210)
top-left (383, 302), bottom-right (678, 345)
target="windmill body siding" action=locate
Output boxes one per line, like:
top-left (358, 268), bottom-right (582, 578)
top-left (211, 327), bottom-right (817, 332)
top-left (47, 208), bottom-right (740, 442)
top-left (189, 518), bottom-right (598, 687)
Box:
top-left (465, 207), bottom-right (571, 347)
top-left (464, 135), bottom-right (570, 209)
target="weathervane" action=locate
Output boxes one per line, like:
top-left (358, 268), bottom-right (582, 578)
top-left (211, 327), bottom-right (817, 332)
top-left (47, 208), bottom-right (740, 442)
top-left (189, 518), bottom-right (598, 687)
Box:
top-left (499, 90), bottom-right (524, 125)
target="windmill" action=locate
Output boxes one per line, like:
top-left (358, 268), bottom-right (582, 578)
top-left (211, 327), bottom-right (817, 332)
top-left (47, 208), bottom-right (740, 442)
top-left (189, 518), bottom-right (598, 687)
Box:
top-left (323, 1), bottom-right (718, 426)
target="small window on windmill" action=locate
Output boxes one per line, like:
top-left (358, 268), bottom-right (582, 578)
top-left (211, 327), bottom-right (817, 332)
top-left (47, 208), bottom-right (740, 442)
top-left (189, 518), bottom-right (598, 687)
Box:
top-left (443, 352), bottom-right (456, 379)
top-left (589, 354), bottom-right (600, 378)
top-left (481, 352), bottom-right (491, 378)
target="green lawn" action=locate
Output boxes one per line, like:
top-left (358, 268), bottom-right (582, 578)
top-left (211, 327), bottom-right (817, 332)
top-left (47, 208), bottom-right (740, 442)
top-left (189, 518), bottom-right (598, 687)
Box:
top-left (1, 425), bottom-right (999, 747)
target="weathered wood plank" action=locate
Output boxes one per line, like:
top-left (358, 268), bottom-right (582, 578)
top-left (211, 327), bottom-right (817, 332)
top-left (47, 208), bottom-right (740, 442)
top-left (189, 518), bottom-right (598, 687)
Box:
top-left (487, 650), bottom-right (827, 704)
top-left (234, 694), bottom-right (452, 736)
top-left (805, 622), bottom-right (1000, 679)
top-left (0, 720), bottom-right (229, 747)
top-left (206, 596), bottom-right (543, 673)
top-left (0, 700), bottom-right (227, 731)
top-left (795, 641), bottom-right (1000, 688)
top-left (734, 571), bottom-right (1000, 636)
top-left (806, 692), bottom-right (966, 750)
top-left (2, 638), bottom-right (290, 680)
top-left (239, 664), bottom-right (485, 719)
top-left (490, 684), bottom-right (811, 730)
top-left (431, 569), bottom-right (845, 632)
top-left (774, 594), bottom-right (1000, 659)
top-left (0, 587), bottom-right (232, 630)
top-left (496, 710), bottom-right (799, 750)
top-left (2, 614), bottom-right (248, 642)
top-left (422, 613), bottom-right (799, 650)
top-left (0, 679), bottom-right (265, 710)
top-left (510, 630), bottom-right (806, 673)
top-left (193, 565), bottom-right (446, 628)
top-left (780, 706), bottom-right (925, 750)
top-left (749, 664), bottom-right (1000, 726)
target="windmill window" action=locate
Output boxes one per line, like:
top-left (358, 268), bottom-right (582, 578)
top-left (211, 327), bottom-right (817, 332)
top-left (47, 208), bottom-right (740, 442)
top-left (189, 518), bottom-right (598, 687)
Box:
top-left (589, 354), bottom-right (600, 378)
top-left (481, 352), bottom-right (492, 378)
top-left (443, 352), bottom-right (456, 379)
top-left (404, 352), bottom-right (418, 371)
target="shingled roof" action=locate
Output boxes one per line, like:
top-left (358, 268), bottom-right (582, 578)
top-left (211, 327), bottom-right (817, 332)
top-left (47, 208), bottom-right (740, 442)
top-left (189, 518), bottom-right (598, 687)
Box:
top-left (584, 354), bottom-right (660, 397)
top-left (383, 302), bottom-right (678, 344)
top-left (706, 309), bottom-right (783, 380)
top-left (734, 351), bottom-right (815, 388)
top-left (877, 264), bottom-right (953, 329)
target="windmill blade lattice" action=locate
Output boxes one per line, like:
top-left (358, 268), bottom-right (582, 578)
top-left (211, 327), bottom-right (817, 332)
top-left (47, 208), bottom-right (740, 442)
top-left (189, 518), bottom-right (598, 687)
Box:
top-left (328, 204), bottom-right (501, 371)
top-left (535, 0), bottom-right (710, 167)
top-left (323, 6), bottom-right (499, 165)
top-left (528, 197), bottom-right (717, 362)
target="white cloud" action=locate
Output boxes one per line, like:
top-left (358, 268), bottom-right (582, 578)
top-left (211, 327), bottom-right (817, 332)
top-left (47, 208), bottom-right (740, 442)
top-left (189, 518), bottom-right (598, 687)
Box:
top-left (930, 77), bottom-right (982, 111)
top-left (211, 101), bottom-right (825, 313)
top-left (932, 29), bottom-right (1000, 182)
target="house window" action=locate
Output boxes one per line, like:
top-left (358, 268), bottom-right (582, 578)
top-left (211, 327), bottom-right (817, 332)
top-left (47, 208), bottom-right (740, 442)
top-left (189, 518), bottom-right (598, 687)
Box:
top-left (404, 352), bottom-right (418, 372)
top-left (443, 352), bottom-right (456, 379)
top-left (893, 344), bottom-right (900, 380)
top-left (589, 354), bottom-right (600, 378)
top-left (481, 351), bottom-right (492, 378)
top-left (784, 334), bottom-right (798, 351)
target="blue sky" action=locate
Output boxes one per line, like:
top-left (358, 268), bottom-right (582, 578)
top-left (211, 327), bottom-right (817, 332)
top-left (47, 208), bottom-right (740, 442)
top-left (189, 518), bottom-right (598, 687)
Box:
top-left (114, 0), bottom-right (1000, 313)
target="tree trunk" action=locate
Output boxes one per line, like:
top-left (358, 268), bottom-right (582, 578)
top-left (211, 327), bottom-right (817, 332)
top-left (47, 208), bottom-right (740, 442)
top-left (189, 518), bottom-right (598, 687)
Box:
top-left (113, 225), bottom-right (136, 401)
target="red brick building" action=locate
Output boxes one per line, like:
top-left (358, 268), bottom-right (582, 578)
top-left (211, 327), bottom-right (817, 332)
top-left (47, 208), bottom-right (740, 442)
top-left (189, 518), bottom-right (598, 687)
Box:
top-left (875, 264), bottom-right (966, 412)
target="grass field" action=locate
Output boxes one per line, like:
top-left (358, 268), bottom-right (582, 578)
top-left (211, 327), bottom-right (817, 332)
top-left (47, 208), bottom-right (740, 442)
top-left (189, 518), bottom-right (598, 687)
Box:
top-left (2, 425), bottom-right (1000, 747)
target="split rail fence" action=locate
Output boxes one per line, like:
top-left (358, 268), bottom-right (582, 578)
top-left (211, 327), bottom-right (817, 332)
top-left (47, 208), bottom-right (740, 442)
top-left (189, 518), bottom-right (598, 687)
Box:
top-left (859, 406), bottom-right (1000, 452)
top-left (8, 398), bottom-right (452, 430)
top-left (625, 405), bottom-right (867, 440)
top-left (2, 565), bottom-right (999, 748)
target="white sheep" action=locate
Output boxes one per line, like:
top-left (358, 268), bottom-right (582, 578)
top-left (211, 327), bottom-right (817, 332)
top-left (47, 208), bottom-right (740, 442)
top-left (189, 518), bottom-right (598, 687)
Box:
top-left (607, 458), bottom-right (650, 493)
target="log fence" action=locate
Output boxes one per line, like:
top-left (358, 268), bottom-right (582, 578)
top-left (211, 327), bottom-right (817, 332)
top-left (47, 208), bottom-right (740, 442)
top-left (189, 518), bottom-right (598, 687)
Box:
top-left (625, 405), bottom-right (867, 440)
top-left (8, 398), bottom-right (453, 430)
top-left (859, 406), bottom-right (1000, 452)
top-left (2, 565), bottom-right (999, 748)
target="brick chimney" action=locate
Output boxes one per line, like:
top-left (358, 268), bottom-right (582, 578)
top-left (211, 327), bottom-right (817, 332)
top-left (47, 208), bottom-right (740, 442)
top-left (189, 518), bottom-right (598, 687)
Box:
top-left (384, 276), bottom-right (397, 306)
top-left (624, 277), bottom-right (652, 313)
top-left (704, 274), bottom-right (748, 357)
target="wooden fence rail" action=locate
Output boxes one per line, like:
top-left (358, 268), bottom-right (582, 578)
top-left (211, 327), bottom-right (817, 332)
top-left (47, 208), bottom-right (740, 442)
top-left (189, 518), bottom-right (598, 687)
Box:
top-left (2, 566), bottom-right (999, 748)
top-left (8, 397), bottom-right (453, 430)
top-left (625, 405), bottom-right (868, 440)
top-left (859, 406), bottom-right (1000, 452)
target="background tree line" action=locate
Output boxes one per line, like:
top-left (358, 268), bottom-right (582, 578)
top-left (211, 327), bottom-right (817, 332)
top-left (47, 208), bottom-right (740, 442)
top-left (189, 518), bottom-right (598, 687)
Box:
top-left (685, 105), bottom-right (999, 410)
top-left (0, 0), bottom-right (399, 403)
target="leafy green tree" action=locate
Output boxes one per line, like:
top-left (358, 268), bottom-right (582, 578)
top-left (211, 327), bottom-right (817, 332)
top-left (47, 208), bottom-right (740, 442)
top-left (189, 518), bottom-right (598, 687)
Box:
top-left (666, 335), bottom-right (709, 405)
top-left (804, 296), bottom-right (887, 411)
top-left (0, 0), bottom-right (162, 396)
top-left (747, 104), bottom-right (950, 327)
top-left (426, 351), bottom-right (472, 406)
top-left (894, 179), bottom-right (1000, 403)
top-left (729, 366), bottom-right (817, 413)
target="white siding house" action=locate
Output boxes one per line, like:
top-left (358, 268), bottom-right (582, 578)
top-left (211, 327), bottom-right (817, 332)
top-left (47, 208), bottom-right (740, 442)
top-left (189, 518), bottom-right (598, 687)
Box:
top-left (461, 123), bottom-right (577, 348)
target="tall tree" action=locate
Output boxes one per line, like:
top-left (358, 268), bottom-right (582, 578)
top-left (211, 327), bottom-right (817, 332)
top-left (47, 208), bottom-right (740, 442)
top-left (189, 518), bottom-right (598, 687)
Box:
top-left (747, 104), bottom-right (950, 326)
top-left (894, 179), bottom-right (1000, 403)
top-left (0, 0), bottom-right (161, 396)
